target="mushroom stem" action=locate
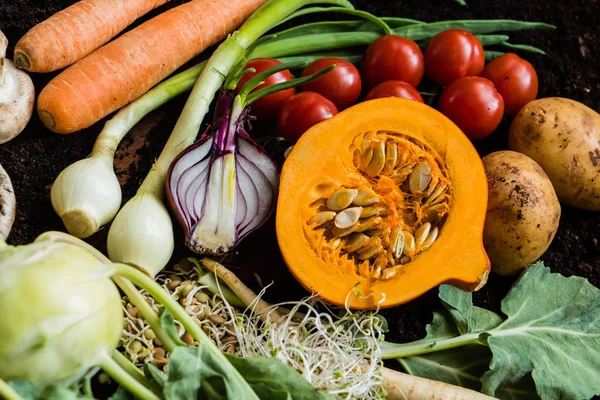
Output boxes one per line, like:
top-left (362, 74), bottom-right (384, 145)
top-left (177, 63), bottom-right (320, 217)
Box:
top-left (0, 31), bottom-right (7, 86)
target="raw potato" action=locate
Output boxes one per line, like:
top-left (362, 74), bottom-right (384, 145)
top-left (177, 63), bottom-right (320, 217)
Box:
top-left (509, 97), bottom-right (600, 210)
top-left (482, 151), bottom-right (560, 276)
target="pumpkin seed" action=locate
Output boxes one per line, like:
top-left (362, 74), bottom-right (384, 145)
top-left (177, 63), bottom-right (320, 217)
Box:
top-left (425, 183), bottom-right (447, 206)
top-left (365, 141), bottom-right (386, 177)
top-left (327, 188), bottom-right (358, 211)
top-left (365, 227), bottom-right (391, 238)
top-left (382, 265), bottom-right (402, 280)
top-left (396, 143), bottom-right (410, 168)
top-left (331, 238), bottom-right (343, 250)
top-left (358, 146), bottom-right (374, 172)
top-left (360, 205), bottom-right (384, 218)
top-left (308, 211), bottom-right (336, 226)
top-left (402, 231), bottom-right (415, 256)
top-left (372, 267), bottom-right (382, 280)
top-left (355, 216), bottom-right (383, 232)
top-left (353, 189), bottom-right (380, 206)
top-left (331, 224), bottom-right (357, 237)
top-left (409, 161), bottom-right (432, 193)
top-left (414, 222), bottom-right (432, 247)
top-left (400, 255), bottom-right (412, 264)
top-left (344, 233), bottom-right (370, 253)
top-left (423, 203), bottom-right (447, 223)
top-left (334, 207), bottom-right (362, 229)
top-left (421, 226), bottom-right (439, 250)
top-left (390, 228), bottom-right (404, 259)
top-left (382, 141), bottom-right (398, 174)
top-left (357, 244), bottom-right (384, 260)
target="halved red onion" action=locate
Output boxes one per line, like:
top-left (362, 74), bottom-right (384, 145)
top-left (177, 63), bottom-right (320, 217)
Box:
top-left (166, 90), bottom-right (279, 255)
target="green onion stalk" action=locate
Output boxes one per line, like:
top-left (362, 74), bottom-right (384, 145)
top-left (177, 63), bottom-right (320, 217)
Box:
top-left (0, 231), bottom-right (270, 399)
top-left (105, 0), bottom-right (354, 277)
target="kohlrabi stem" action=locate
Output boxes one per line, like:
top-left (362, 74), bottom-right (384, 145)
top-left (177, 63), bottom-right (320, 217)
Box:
top-left (34, 231), bottom-right (178, 352)
top-left (98, 353), bottom-right (161, 400)
top-left (381, 332), bottom-right (485, 359)
top-left (112, 350), bottom-right (162, 395)
top-left (90, 61), bottom-right (207, 159)
top-left (112, 263), bottom-right (260, 399)
top-left (0, 378), bottom-right (22, 400)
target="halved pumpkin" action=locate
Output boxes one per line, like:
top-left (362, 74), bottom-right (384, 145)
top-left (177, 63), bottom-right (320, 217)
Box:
top-left (276, 98), bottom-right (490, 309)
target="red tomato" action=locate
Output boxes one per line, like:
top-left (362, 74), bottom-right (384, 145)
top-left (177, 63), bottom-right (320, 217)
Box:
top-left (237, 58), bottom-right (295, 120)
top-left (277, 92), bottom-right (338, 143)
top-left (365, 80), bottom-right (424, 103)
top-left (481, 53), bottom-right (539, 116)
top-left (301, 58), bottom-right (361, 110)
top-left (439, 77), bottom-right (504, 140)
top-left (425, 29), bottom-right (485, 86)
top-left (361, 35), bottom-right (424, 89)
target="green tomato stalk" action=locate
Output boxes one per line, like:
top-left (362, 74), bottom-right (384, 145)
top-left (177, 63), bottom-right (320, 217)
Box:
top-left (106, 0), bottom-right (354, 277)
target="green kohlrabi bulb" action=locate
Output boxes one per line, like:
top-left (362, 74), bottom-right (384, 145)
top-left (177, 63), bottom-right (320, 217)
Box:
top-left (0, 238), bottom-right (123, 388)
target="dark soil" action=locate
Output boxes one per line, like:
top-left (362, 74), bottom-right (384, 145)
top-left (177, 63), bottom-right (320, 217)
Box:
top-left (0, 0), bottom-right (599, 391)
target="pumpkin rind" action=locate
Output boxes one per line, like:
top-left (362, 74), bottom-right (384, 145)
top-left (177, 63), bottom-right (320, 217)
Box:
top-left (276, 98), bottom-right (490, 309)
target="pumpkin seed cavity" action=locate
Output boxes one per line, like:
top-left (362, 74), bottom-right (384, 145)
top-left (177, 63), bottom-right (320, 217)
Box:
top-left (305, 131), bottom-right (452, 281)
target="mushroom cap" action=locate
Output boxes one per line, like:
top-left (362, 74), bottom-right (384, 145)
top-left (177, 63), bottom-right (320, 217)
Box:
top-left (0, 162), bottom-right (16, 240)
top-left (0, 59), bottom-right (35, 144)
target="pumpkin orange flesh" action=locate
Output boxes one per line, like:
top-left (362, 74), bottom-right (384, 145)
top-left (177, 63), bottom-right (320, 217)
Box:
top-left (276, 98), bottom-right (490, 309)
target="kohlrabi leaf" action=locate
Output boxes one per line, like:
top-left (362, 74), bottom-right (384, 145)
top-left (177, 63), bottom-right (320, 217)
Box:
top-left (439, 284), bottom-right (472, 334)
top-left (438, 284), bottom-right (503, 334)
top-left (495, 374), bottom-right (539, 400)
top-left (399, 345), bottom-right (492, 391)
top-left (164, 346), bottom-right (243, 400)
top-left (9, 381), bottom-right (95, 400)
top-left (224, 354), bottom-right (334, 400)
top-left (8, 381), bottom-right (39, 399)
top-left (108, 389), bottom-right (135, 400)
top-left (396, 309), bottom-right (492, 391)
top-left (482, 263), bottom-right (600, 399)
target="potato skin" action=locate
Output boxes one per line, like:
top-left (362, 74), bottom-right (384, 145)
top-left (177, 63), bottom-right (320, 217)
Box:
top-left (508, 97), bottom-right (600, 210)
top-left (482, 151), bottom-right (561, 276)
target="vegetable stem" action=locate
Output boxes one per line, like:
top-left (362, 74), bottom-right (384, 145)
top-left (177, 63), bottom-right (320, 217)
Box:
top-left (112, 263), bottom-right (260, 399)
top-left (112, 350), bottom-right (162, 395)
top-left (381, 332), bottom-right (484, 359)
top-left (0, 379), bottom-right (23, 400)
top-left (98, 352), bottom-right (161, 400)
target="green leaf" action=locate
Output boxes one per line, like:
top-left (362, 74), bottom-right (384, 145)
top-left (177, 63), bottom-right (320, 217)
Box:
top-left (496, 374), bottom-right (540, 400)
top-left (108, 389), bottom-right (135, 400)
top-left (144, 362), bottom-right (168, 388)
top-left (397, 309), bottom-right (492, 391)
top-left (164, 346), bottom-right (240, 399)
top-left (224, 354), bottom-right (334, 400)
top-left (158, 308), bottom-right (188, 347)
top-left (399, 345), bottom-right (492, 391)
top-left (482, 263), bottom-right (600, 399)
top-left (8, 381), bottom-right (39, 399)
top-left (41, 387), bottom-right (95, 400)
top-left (439, 284), bottom-right (473, 334)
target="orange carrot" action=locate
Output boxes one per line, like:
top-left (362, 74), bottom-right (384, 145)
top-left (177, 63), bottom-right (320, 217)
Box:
top-left (37, 0), bottom-right (268, 134)
top-left (14, 0), bottom-right (170, 73)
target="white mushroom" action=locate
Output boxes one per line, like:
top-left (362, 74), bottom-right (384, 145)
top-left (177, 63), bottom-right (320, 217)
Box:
top-left (0, 162), bottom-right (16, 240)
top-left (0, 30), bottom-right (35, 144)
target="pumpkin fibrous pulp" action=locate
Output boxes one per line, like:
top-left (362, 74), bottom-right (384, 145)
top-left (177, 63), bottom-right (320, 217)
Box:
top-left (276, 98), bottom-right (490, 309)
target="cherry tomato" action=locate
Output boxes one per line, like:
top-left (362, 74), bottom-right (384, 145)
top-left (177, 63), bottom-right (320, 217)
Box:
top-left (439, 76), bottom-right (504, 141)
top-left (277, 92), bottom-right (338, 143)
top-left (481, 53), bottom-right (538, 116)
top-left (365, 80), bottom-right (424, 103)
top-left (361, 35), bottom-right (425, 89)
top-left (425, 29), bottom-right (485, 86)
top-left (301, 58), bottom-right (361, 110)
top-left (237, 58), bottom-right (295, 120)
